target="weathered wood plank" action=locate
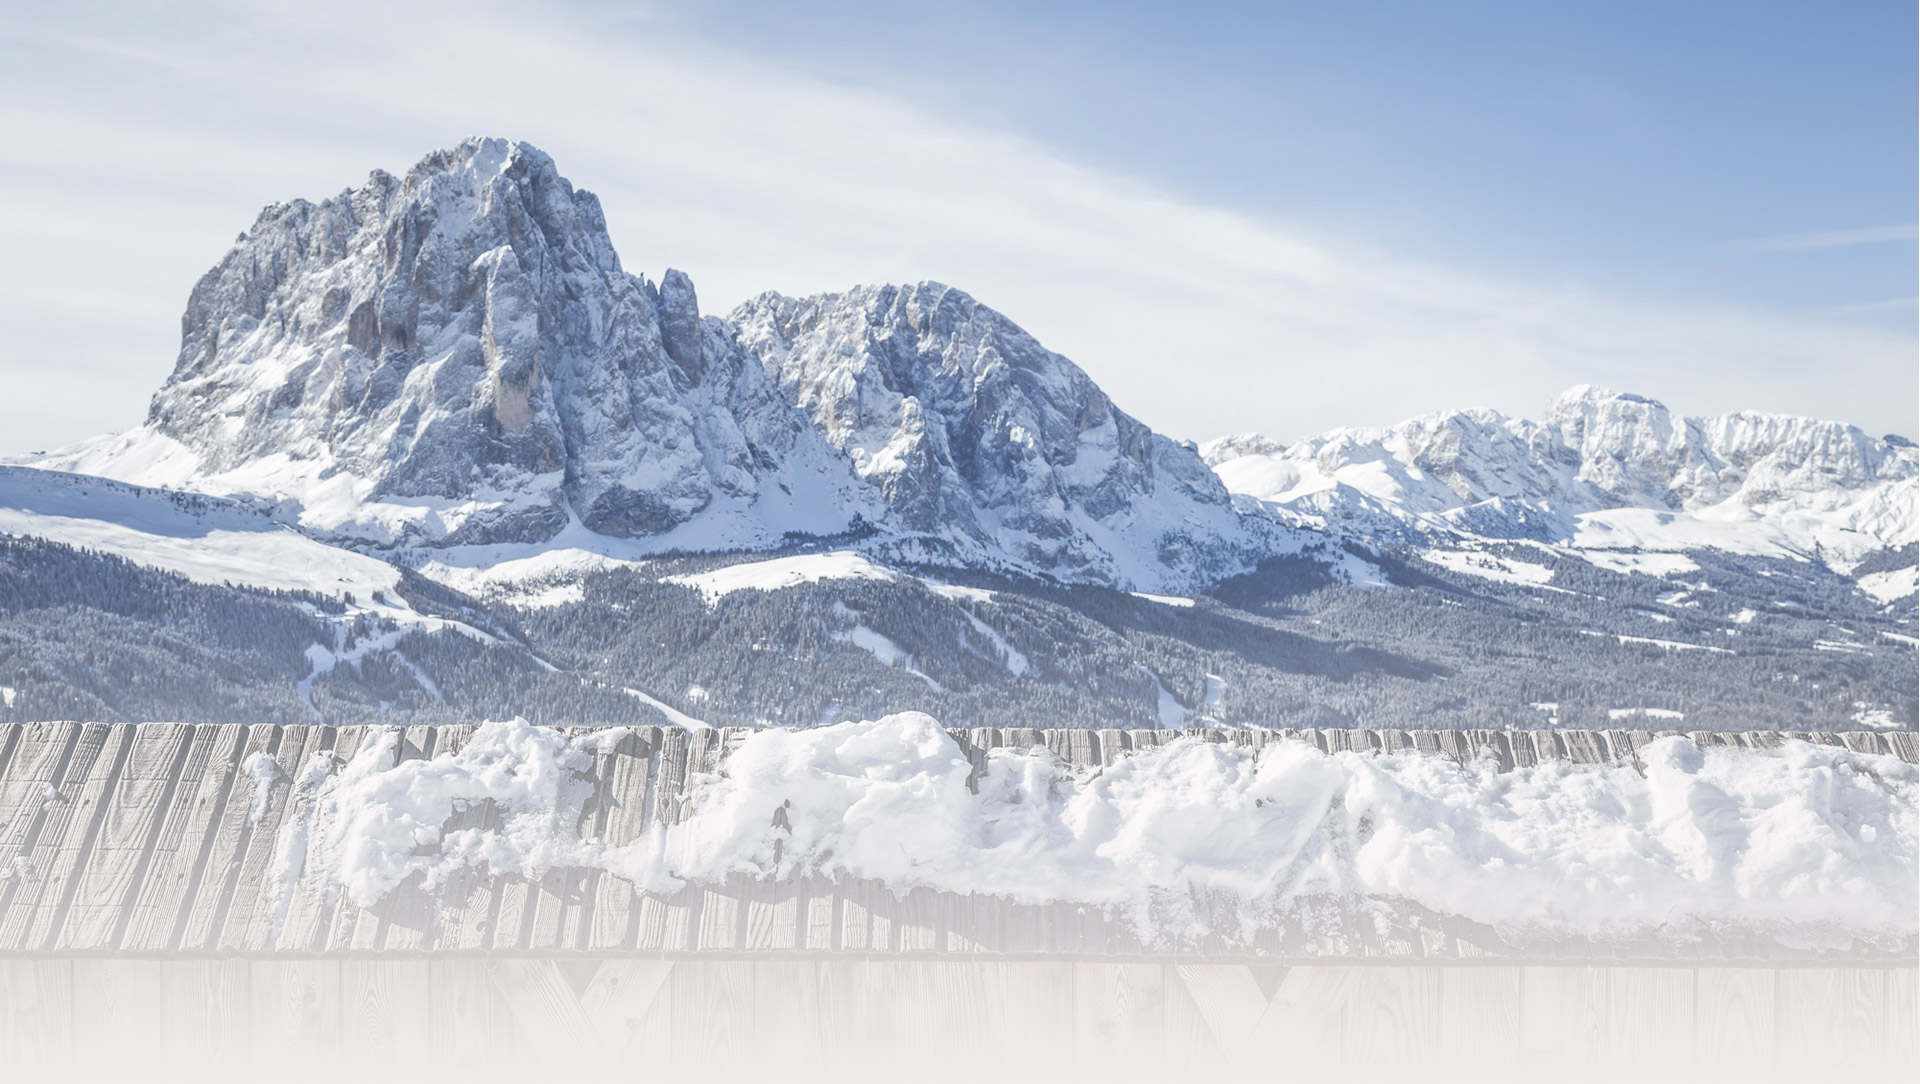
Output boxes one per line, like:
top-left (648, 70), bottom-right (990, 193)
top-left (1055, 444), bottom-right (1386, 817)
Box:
top-left (69, 957), bottom-right (165, 1069)
top-left (0, 722), bottom-right (127, 951)
top-left (670, 959), bottom-right (753, 1069)
top-left (162, 958), bottom-right (249, 1067)
top-left (120, 723), bottom-right (246, 952)
top-left (427, 959), bottom-right (527, 1068)
top-left (342, 959), bottom-right (431, 1066)
top-left (0, 722), bottom-right (79, 860)
top-left (1250, 966), bottom-right (1440, 1071)
top-left (587, 728), bottom-right (654, 950)
top-left (751, 960), bottom-right (823, 1065)
top-left (248, 958), bottom-right (341, 1061)
top-left (580, 958), bottom-right (674, 1060)
top-left (1173, 964), bottom-right (1268, 1057)
top-left (1695, 967), bottom-right (1776, 1070)
top-left (1073, 962), bottom-right (1164, 1064)
top-left (176, 723), bottom-right (280, 952)
top-left (53, 722), bottom-right (194, 950)
top-left (1604, 965), bottom-right (1694, 1068)
top-left (218, 724), bottom-right (322, 951)
top-left (1518, 965), bottom-right (1606, 1066)
top-left (743, 876), bottom-right (801, 952)
top-left (0, 959), bottom-right (71, 1068)
top-left (1887, 965), bottom-right (1917, 1067)
top-left (484, 959), bottom-right (601, 1059)
top-left (1774, 967), bottom-right (1884, 1067)
top-left (1438, 966), bottom-right (1520, 1071)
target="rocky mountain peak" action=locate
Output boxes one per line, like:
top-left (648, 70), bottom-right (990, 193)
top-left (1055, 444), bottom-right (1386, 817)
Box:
top-left (29, 140), bottom-right (1265, 592)
top-left (105, 138), bottom-right (848, 549)
top-left (730, 281), bottom-right (1259, 586)
top-left (1208, 387), bottom-right (1918, 570)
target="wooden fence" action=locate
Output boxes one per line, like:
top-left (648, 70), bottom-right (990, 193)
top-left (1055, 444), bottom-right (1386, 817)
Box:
top-left (0, 721), bottom-right (1911, 959)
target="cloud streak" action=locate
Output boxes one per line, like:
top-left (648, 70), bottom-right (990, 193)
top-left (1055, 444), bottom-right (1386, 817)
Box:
top-left (1749, 223), bottom-right (1919, 251)
top-left (1, 0), bottom-right (1914, 456)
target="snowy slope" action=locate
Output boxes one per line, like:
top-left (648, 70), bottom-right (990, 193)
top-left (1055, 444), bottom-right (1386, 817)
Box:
top-left (0, 465), bottom-right (513, 716)
top-left (1205, 386), bottom-right (1918, 590)
top-left (0, 465), bottom-right (401, 601)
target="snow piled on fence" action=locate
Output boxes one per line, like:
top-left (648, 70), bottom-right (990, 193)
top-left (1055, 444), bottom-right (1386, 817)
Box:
top-left (276, 714), bottom-right (1918, 947)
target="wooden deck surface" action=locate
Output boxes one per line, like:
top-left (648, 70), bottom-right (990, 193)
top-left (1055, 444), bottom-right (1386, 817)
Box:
top-left (0, 721), bottom-right (1912, 960)
top-left (0, 958), bottom-right (1912, 1076)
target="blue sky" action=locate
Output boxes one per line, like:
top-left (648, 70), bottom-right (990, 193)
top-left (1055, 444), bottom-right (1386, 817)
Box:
top-left (0, 0), bottom-right (1912, 453)
top-left (660, 0), bottom-right (1916, 315)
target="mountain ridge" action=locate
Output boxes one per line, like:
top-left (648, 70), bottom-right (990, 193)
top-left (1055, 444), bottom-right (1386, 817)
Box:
top-left (1203, 384), bottom-right (1918, 591)
top-left (24, 138), bottom-right (1271, 594)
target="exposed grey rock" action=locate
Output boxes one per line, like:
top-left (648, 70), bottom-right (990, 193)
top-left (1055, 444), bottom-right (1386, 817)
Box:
top-left (111, 138), bottom-right (861, 549)
top-left (731, 282), bottom-right (1265, 588)
top-left (35, 138), bottom-right (1273, 592)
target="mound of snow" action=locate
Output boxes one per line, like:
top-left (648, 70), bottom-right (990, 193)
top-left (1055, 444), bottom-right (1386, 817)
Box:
top-left (278, 715), bottom-right (1918, 947)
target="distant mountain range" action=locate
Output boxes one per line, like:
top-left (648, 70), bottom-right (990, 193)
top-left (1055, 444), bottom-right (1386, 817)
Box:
top-left (3, 138), bottom-right (1912, 733)
top-left (1205, 384), bottom-right (1917, 599)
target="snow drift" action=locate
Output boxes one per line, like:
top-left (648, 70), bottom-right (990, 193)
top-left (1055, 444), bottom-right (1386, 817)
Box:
top-left (273, 715), bottom-right (1917, 949)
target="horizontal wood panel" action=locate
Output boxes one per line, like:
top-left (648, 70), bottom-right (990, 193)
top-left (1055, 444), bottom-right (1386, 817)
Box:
top-left (0, 959), bottom-right (1912, 1074)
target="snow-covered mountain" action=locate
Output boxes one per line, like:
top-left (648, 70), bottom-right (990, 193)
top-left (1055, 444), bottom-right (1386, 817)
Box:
top-left (41, 138), bottom-right (862, 553)
top-left (731, 283), bottom-right (1262, 587)
top-left (1204, 385), bottom-right (1918, 591)
top-left (26, 138), bottom-right (1262, 593)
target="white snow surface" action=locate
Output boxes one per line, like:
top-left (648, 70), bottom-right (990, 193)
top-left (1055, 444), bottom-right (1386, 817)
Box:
top-left (281, 715), bottom-right (1919, 947)
top-left (0, 465), bottom-right (401, 601)
top-left (1420, 548), bottom-right (1558, 588)
top-left (1204, 386), bottom-right (1917, 579)
top-left (1858, 566), bottom-right (1918, 604)
top-left (664, 550), bottom-right (899, 603)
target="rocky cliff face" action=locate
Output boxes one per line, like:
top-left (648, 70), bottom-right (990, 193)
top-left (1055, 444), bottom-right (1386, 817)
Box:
top-left (730, 283), bottom-right (1258, 587)
top-left (126, 138), bottom-right (855, 549)
top-left (35, 139), bottom-right (1260, 591)
top-left (1205, 386), bottom-right (1918, 568)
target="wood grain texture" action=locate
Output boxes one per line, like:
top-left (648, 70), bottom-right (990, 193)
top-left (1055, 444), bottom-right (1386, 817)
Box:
top-left (249, 958), bottom-right (340, 1061)
top-left (1073, 962), bottom-right (1164, 1064)
top-left (0, 723), bottom-right (122, 950)
top-left (0, 958), bottom-right (70, 1068)
top-left (163, 957), bottom-right (250, 1066)
top-left (119, 723), bottom-right (245, 952)
top-left (175, 723), bottom-right (279, 952)
top-left (1773, 967), bottom-right (1884, 1067)
top-left (0, 959), bottom-right (1915, 1072)
top-left (1520, 965), bottom-right (1607, 1066)
top-left (1439, 965), bottom-right (1521, 1071)
top-left (51, 723), bottom-right (189, 950)
top-left (341, 958), bottom-right (431, 1065)
top-left (70, 957), bottom-right (164, 1070)
top-left (1605, 965), bottom-right (1694, 1069)
top-left (1694, 966), bottom-right (1776, 1070)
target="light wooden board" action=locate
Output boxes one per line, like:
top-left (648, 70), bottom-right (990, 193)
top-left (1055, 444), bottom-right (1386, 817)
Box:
top-left (0, 723), bottom-right (126, 951)
top-left (119, 723), bottom-right (247, 952)
top-left (1, 960), bottom-right (1916, 1073)
top-left (54, 723), bottom-right (193, 950)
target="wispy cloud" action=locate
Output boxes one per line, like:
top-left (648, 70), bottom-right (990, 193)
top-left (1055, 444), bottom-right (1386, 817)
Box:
top-left (1748, 223), bottom-right (1918, 251)
top-left (0, 0), bottom-right (1914, 455)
